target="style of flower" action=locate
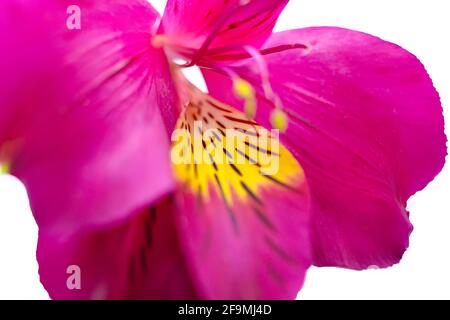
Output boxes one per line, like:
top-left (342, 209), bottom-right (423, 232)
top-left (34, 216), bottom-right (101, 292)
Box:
top-left (0, 0), bottom-right (446, 299)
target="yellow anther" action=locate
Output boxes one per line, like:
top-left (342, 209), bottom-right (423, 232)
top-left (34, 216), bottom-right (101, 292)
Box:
top-left (233, 78), bottom-right (257, 118)
top-left (0, 162), bottom-right (10, 174)
top-left (270, 109), bottom-right (288, 133)
top-left (233, 78), bottom-right (254, 99)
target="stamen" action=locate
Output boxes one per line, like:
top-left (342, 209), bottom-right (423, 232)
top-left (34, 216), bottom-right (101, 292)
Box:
top-left (203, 45), bottom-right (291, 131)
top-left (233, 78), bottom-right (257, 118)
top-left (242, 46), bottom-right (289, 132)
top-left (270, 109), bottom-right (288, 133)
top-left (234, 78), bottom-right (253, 98)
top-left (243, 46), bottom-right (273, 101)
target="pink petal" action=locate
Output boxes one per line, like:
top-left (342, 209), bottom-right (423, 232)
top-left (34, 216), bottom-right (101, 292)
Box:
top-left (160, 0), bottom-right (288, 62)
top-left (1, 1), bottom-right (178, 233)
top-left (203, 27), bottom-right (446, 269)
top-left (38, 196), bottom-right (198, 299)
top-left (171, 86), bottom-right (311, 299)
top-left (0, 1), bottom-right (57, 144)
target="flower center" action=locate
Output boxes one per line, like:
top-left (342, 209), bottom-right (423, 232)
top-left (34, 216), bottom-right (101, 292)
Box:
top-left (171, 84), bottom-right (303, 205)
top-left (154, 39), bottom-right (291, 133)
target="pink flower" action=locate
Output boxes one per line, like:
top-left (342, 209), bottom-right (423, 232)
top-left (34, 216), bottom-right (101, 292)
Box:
top-left (0, 0), bottom-right (446, 299)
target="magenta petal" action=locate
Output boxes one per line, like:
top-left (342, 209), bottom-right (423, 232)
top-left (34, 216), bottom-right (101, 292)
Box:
top-left (203, 27), bottom-right (447, 269)
top-left (1, 1), bottom-right (178, 232)
top-left (161, 0), bottom-right (288, 61)
top-left (0, 1), bottom-right (57, 145)
top-left (175, 187), bottom-right (311, 299)
top-left (38, 196), bottom-right (198, 299)
top-left (171, 90), bottom-right (311, 299)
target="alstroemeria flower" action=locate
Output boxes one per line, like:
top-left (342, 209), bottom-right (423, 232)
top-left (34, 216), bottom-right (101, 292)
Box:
top-left (0, 0), bottom-right (446, 299)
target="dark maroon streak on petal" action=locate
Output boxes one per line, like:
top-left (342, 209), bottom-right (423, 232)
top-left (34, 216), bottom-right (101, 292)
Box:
top-left (171, 87), bottom-right (311, 299)
top-left (38, 196), bottom-right (199, 299)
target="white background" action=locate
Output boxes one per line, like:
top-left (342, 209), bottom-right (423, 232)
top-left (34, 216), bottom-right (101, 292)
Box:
top-left (0, 0), bottom-right (449, 300)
